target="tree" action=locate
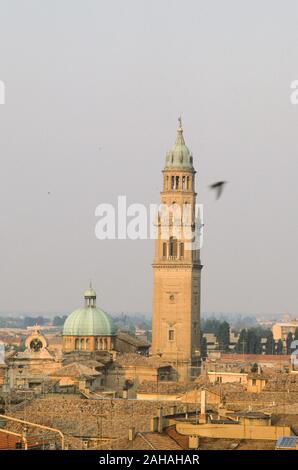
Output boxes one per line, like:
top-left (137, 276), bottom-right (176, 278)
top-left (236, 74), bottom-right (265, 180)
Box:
top-left (53, 316), bottom-right (67, 326)
top-left (201, 319), bottom-right (222, 335)
top-left (251, 362), bottom-right (258, 373)
top-left (246, 328), bottom-right (262, 354)
top-left (236, 328), bottom-right (263, 354)
top-left (236, 329), bottom-right (248, 354)
top-left (200, 334), bottom-right (207, 361)
top-left (276, 339), bottom-right (283, 355)
top-left (265, 331), bottom-right (275, 355)
top-left (217, 321), bottom-right (230, 352)
top-left (286, 332), bottom-right (294, 355)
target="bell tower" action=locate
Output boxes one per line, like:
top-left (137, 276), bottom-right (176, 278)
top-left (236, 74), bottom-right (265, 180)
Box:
top-left (151, 118), bottom-right (202, 381)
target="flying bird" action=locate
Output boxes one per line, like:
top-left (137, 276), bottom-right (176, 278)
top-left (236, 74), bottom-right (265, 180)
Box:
top-left (209, 181), bottom-right (227, 200)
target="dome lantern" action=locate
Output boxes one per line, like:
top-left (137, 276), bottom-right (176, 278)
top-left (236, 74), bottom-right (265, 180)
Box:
top-left (84, 282), bottom-right (97, 308)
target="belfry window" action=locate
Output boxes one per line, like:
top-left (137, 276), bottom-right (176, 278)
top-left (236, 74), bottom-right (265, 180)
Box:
top-left (186, 176), bottom-right (190, 190)
top-left (182, 176), bottom-right (186, 190)
top-left (176, 176), bottom-right (179, 189)
top-left (171, 176), bottom-right (175, 190)
top-left (180, 243), bottom-right (184, 258)
top-left (169, 237), bottom-right (177, 258)
top-left (162, 242), bottom-right (167, 258)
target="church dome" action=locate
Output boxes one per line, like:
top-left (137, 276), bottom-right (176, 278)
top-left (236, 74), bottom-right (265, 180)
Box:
top-left (63, 287), bottom-right (116, 337)
top-left (165, 118), bottom-right (194, 170)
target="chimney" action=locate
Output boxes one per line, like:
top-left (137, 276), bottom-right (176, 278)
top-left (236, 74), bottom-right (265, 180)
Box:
top-left (189, 435), bottom-right (199, 449)
top-left (157, 407), bottom-right (164, 433)
top-left (128, 428), bottom-right (135, 441)
top-left (199, 390), bottom-right (207, 423)
top-left (201, 390), bottom-right (206, 415)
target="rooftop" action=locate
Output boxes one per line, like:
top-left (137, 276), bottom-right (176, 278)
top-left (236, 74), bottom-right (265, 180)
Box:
top-left (50, 362), bottom-right (101, 379)
top-left (117, 331), bottom-right (150, 348)
top-left (114, 353), bottom-right (171, 368)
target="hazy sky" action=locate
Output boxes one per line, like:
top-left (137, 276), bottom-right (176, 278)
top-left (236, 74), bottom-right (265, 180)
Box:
top-left (0, 0), bottom-right (298, 317)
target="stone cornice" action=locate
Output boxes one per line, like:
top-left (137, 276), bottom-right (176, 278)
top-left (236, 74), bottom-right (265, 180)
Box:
top-left (152, 262), bottom-right (203, 270)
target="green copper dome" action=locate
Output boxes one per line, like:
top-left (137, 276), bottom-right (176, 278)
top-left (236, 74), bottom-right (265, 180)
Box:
top-left (165, 118), bottom-right (194, 170)
top-left (63, 287), bottom-right (116, 337)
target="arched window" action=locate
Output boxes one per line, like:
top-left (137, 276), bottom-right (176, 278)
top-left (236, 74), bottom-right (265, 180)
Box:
top-left (169, 237), bottom-right (177, 258)
top-left (171, 176), bottom-right (175, 190)
top-left (75, 339), bottom-right (79, 350)
top-left (175, 176), bottom-right (179, 189)
top-left (182, 176), bottom-right (186, 190)
top-left (86, 338), bottom-right (90, 350)
top-left (180, 243), bottom-right (184, 258)
top-left (186, 176), bottom-right (190, 190)
top-left (80, 338), bottom-right (85, 350)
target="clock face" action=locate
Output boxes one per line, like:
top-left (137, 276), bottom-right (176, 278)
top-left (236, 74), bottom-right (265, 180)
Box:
top-left (30, 338), bottom-right (43, 352)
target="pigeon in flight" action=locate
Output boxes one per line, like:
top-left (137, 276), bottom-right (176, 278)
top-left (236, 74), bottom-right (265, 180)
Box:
top-left (209, 181), bottom-right (227, 200)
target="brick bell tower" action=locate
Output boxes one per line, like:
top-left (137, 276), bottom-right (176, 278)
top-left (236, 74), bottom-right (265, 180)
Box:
top-left (151, 118), bottom-right (202, 381)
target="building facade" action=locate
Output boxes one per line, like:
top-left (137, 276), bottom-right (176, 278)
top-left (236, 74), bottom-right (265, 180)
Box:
top-left (151, 119), bottom-right (202, 380)
top-left (272, 321), bottom-right (298, 342)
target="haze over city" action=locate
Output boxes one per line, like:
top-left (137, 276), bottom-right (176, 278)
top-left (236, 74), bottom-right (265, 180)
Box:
top-left (1, 0), bottom-right (298, 315)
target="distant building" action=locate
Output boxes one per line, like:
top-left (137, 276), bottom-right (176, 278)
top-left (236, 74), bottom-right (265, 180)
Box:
top-left (246, 372), bottom-right (269, 393)
top-left (202, 330), bottom-right (239, 353)
top-left (203, 333), bottom-right (218, 351)
top-left (207, 371), bottom-right (247, 385)
top-left (229, 330), bottom-right (239, 351)
top-left (6, 328), bottom-right (60, 390)
top-left (272, 320), bottom-right (298, 342)
top-left (0, 364), bottom-right (9, 393)
top-left (205, 353), bottom-right (291, 373)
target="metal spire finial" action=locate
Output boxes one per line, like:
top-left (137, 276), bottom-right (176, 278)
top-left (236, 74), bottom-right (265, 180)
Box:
top-left (176, 116), bottom-right (185, 145)
top-left (178, 116), bottom-right (182, 129)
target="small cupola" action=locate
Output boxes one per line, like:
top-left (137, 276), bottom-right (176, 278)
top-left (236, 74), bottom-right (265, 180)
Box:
top-left (84, 282), bottom-right (97, 308)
